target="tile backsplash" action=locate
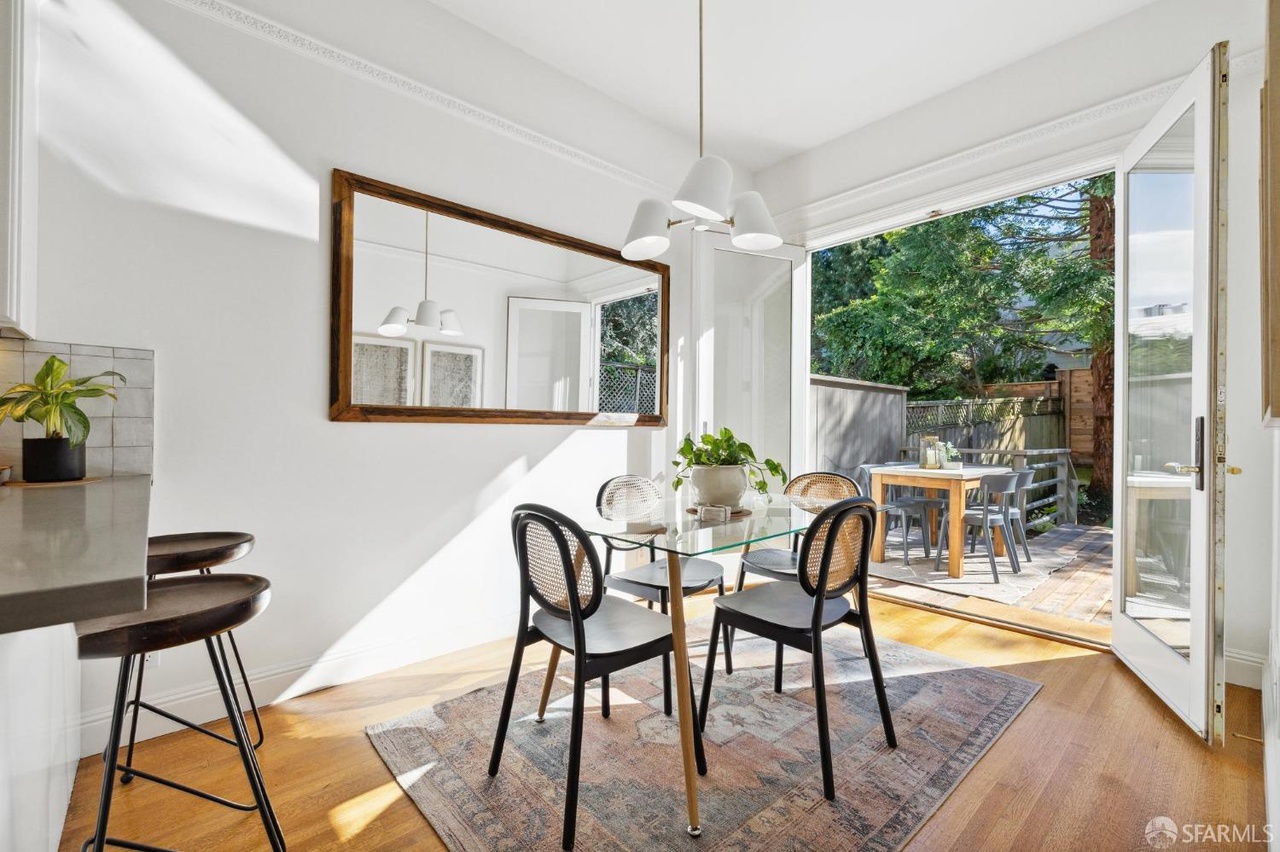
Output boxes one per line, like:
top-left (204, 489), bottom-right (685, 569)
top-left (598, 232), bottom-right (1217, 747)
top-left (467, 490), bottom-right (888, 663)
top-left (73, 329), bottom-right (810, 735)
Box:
top-left (0, 339), bottom-right (154, 480)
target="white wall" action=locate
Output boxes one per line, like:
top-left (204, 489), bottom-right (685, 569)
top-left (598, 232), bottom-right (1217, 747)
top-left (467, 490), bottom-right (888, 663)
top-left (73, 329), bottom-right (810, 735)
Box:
top-left (757, 0), bottom-right (1273, 688)
top-left (31, 0), bottom-right (701, 756)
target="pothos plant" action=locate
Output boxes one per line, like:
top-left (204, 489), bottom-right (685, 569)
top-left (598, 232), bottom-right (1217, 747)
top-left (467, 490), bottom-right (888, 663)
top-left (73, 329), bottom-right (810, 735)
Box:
top-left (0, 355), bottom-right (124, 446)
top-left (671, 427), bottom-right (788, 494)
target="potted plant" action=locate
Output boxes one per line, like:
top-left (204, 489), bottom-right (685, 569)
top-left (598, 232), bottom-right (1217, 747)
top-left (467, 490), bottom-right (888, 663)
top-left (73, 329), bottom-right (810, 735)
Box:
top-left (671, 427), bottom-right (787, 508)
top-left (940, 441), bottom-right (964, 470)
top-left (0, 355), bottom-right (124, 482)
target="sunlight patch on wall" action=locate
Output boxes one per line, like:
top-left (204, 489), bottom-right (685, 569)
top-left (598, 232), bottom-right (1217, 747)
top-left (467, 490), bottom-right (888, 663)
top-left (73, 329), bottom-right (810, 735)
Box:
top-left (39, 0), bottom-right (318, 240)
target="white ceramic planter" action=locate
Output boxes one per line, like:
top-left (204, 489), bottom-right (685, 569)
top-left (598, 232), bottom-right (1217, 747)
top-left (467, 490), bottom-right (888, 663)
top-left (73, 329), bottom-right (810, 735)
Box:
top-left (942, 460), bottom-right (963, 470)
top-left (690, 464), bottom-right (749, 508)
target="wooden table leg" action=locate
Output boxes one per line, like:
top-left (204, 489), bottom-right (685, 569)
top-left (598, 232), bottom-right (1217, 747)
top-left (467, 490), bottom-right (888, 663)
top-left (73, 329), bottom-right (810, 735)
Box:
top-left (664, 550), bottom-right (701, 837)
top-left (536, 646), bottom-right (561, 722)
top-left (947, 480), bottom-right (966, 579)
top-left (992, 526), bottom-right (1007, 557)
top-left (870, 473), bottom-right (887, 562)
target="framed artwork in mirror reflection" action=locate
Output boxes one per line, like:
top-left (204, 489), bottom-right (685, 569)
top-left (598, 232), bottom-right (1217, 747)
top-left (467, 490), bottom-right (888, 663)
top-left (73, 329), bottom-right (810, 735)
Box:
top-left (352, 335), bottom-right (416, 406)
top-left (422, 343), bottom-right (483, 408)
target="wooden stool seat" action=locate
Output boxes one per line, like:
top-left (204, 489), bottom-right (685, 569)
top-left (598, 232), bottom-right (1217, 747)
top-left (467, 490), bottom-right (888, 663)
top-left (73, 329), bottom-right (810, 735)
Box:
top-left (147, 531), bottom-right (255, 575)
top-left (77, 574), bottom-right (270, 660)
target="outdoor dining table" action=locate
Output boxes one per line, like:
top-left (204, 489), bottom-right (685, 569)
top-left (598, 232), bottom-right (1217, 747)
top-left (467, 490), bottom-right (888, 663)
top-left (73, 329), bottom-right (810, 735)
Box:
top-left (865, 464), bottom-right (1013, 578)
top-left (553, 491), bottom-right (832, 839)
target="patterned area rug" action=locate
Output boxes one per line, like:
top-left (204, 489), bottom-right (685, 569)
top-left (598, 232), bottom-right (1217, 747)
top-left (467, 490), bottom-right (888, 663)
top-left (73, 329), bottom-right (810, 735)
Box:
top-left (367, 619), bottom-right (1040, 851)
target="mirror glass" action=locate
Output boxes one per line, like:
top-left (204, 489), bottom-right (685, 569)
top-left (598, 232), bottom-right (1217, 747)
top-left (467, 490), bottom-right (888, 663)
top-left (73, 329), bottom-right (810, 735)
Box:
top-left (337, 178), bottom-right (667, 425)
top-left (1121, 106), bottom-right (1195, 656)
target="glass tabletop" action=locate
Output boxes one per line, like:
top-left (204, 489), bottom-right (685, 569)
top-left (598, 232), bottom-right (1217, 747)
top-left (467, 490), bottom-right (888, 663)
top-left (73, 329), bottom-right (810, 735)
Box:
top-left (558, 492), bottom-right (831, 557)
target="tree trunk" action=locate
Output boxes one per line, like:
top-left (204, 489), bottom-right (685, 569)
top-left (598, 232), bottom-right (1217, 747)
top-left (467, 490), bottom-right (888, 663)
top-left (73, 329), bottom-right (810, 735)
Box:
top-left (1088, 344), bottom-right (1115, 499)
top-left (1086, 191), bottom-right (1116, 503)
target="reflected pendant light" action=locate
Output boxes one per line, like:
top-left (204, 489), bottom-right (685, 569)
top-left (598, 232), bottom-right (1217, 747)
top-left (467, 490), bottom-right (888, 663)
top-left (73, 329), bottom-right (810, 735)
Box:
top-left (621, 0), bottom-right (782, 261)
top-left (378, 213), bottom-right (464, 337)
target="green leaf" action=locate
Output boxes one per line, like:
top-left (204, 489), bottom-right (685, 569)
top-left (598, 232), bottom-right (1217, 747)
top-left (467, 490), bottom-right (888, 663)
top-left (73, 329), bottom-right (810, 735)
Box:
top-left (62, 405), bottom-right (90, 447)
top-left (33, 356), bottom-right (68, 390)
top-left (72, 371), bottom-right (125, 387)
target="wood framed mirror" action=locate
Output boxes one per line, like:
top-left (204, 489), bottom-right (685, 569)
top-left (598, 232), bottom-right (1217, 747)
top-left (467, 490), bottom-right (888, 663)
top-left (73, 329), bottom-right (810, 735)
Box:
top-left (330, 170), bottom-right (670, 425)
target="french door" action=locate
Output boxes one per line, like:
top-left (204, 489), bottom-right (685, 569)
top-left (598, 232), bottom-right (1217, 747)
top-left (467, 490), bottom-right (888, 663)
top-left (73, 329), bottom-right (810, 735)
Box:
top-left (1112, 43), bottom-right (1228, 744)
top-left (691, 233), bottom-right (809, 477)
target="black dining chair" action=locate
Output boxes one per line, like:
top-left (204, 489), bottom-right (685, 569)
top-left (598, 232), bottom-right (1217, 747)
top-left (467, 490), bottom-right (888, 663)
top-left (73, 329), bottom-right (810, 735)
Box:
top-left (490, 504), bottom-right (706, 851)
top-left (933, 472), bottom-right (1022, 582)
top-left (596, 474), bottom-right (734, 713)
top-left (727, 471), bottom-right (859, 691)
top-left (698, 497), bottom-right (896, 802)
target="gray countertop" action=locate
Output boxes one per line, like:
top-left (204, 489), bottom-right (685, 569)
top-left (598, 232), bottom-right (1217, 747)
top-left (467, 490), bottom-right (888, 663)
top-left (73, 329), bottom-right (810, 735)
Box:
top-left (0, 475), bottom-right (150, 635)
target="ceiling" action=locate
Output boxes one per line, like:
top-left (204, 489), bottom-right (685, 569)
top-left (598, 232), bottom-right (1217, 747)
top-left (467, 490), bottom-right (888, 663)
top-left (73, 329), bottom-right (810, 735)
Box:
top-left (428, 0), bottom-right (1160, 172)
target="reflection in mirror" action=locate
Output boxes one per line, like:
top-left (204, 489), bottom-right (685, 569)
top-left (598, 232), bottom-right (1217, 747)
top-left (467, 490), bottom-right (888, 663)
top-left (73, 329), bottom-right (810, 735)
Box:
top-left (333, 172), bottom-right (668, 425)
top-left (1122, 107), bottom-right (1194, 655)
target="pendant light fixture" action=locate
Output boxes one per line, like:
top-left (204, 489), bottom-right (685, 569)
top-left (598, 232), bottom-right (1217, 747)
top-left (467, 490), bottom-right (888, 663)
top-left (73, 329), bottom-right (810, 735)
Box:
top-left (378, 213), bottom-right (463, 337)
top-left (621, 0), bottom-right (782, 262)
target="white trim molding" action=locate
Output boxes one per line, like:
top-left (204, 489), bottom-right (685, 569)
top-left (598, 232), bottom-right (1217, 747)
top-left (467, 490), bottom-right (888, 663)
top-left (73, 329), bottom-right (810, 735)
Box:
top-left (781, 49), bottom-right (1264, 252)
top-left (1226, 647), bottom-right (1266, 689)
top-left (160, 0), bottom-right (674, 198)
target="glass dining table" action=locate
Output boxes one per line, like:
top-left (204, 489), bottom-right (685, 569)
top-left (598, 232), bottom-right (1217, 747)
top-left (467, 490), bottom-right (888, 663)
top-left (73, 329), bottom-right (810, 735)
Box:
top-left (553, 491), bottom-right (831, 838)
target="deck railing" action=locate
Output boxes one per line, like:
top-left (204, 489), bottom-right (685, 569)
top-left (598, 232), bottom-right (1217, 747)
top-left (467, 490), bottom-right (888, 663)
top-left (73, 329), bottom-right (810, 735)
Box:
top-left (898, 446), bottom-right (1078, 525)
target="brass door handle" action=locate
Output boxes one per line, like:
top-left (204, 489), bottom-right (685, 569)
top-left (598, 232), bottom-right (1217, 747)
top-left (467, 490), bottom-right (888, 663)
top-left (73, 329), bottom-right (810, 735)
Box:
top-left (1226, 465), bottom-right (1243, 475)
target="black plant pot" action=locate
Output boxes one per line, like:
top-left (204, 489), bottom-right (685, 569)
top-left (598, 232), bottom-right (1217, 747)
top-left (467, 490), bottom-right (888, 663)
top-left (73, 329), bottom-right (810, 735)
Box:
top-left (22, 438), bottom-right (86, 483)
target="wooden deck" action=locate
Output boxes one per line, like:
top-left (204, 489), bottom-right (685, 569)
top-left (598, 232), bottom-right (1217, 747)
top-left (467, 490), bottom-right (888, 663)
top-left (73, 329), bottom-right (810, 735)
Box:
top-left (869, 523), bottom-right (1113, 645)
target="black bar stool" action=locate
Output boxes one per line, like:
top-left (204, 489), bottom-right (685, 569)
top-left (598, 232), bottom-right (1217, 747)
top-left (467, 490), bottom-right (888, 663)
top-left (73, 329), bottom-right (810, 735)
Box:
top-left (120, 532), bottom-right (260, 787)
top-left (76, 573), bottom-right (285, 852)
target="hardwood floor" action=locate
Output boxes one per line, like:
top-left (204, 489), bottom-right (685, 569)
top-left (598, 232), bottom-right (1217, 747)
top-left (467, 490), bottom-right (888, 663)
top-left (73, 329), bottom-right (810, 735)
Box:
top-left (59, 598), bottom-right (1265, 851)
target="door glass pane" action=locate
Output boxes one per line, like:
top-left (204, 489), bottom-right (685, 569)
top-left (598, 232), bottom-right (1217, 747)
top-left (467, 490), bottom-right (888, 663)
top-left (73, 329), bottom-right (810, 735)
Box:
top-left (711, 250), bottom-right (792, 469)
top-left (1122, 107), bottom-right (1195, 656)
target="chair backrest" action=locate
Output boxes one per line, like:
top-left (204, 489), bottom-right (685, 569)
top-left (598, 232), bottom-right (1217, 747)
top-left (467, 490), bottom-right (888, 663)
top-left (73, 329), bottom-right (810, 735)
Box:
top-left (785, 471), bottom-right (862, 507)
top-left (978, 473), bottom-right (1021, 518)
top-left (511, 504), bottom-right (604, 623)
top-left (1014, 468), bottom-right (1036, 512)
top-left (796, 497), bottom-right (876, 606)
top-left (595, 475), bottom-right (661, 552)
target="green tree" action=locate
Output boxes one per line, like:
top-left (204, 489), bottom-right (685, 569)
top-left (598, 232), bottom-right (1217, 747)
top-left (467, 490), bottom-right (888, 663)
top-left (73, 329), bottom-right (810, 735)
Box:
top-left (599, 291), bottom-right (658, 365)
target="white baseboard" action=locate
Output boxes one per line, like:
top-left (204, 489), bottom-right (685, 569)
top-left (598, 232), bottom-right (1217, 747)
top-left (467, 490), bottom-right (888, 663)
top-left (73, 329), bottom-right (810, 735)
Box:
top-left (78, 615), bottom-right (513, 757)
top-left (1227, 648), bottom-right (1267, 689)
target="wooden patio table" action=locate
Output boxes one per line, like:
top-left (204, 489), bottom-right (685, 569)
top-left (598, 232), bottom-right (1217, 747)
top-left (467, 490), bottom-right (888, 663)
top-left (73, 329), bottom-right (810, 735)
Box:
top-left (866, 464), bottom-right (1012, 578)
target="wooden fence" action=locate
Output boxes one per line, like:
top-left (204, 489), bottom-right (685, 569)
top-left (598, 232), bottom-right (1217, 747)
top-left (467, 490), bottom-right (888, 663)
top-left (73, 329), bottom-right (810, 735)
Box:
top-left (809, 375), bottom-right (907, 474)
top-left (983, 369), bottom-right (1096, 464)
top-left (905, 396), bottom-right (1065, 454)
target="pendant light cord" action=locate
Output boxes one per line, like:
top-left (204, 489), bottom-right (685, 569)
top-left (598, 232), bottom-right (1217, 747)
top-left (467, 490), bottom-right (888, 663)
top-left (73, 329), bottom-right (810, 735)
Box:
top-left (423, 214), bottom-right (430, 300)
top-left (698, 0), bottom-right (704, 158)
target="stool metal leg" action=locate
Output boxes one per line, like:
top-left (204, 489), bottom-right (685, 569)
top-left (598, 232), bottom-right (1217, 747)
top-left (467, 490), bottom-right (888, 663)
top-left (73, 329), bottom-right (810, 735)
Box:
top-left (120, 652), bottom-right (146, 784)
top-left (208, 635), bottom-right (285, 851)
top-left (84, 655), bottom-right (133, 852)
top-left (226, 630), bottom-right (266, 748)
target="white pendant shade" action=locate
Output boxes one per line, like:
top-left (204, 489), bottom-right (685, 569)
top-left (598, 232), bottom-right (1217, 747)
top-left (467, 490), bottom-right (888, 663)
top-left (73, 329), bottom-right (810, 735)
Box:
top-left (622, 198), bottom-right (672, 261)
top-left (673, 155), bottom-right (733, 221)
top-left (439, 309), bottom-right (464, 336)
top-left (378, 306), bottom-right (409, 337)
top-left (414, 299), bottom-right (442, 329)
top-left (729, 191), bottom-right (783, 251)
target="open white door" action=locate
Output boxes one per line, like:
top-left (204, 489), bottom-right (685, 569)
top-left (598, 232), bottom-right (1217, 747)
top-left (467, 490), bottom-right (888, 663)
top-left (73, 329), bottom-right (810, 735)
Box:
top-left (1112, 43), bottom-right (1228, 744)
top-left (692, 233), bottom-right (809, 477)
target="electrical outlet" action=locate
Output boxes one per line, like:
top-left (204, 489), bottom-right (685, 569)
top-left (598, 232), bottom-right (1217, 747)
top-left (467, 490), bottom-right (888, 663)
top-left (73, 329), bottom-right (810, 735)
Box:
top-left (144, 651), bottom-right (160, 667)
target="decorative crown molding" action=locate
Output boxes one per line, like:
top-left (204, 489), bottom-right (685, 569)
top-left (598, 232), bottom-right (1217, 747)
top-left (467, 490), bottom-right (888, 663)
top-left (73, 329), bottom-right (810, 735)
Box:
top-left (162, 0), bottom-right (673, 197)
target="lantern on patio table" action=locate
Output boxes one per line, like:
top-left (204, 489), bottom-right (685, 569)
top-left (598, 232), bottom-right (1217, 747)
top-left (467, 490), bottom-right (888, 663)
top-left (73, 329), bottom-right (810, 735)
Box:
top-left (919, 435), bottom-right (942, 469)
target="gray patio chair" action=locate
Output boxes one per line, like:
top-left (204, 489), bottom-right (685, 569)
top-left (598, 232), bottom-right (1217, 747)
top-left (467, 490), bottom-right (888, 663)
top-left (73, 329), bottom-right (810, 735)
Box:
top-left (933, 471), bottom-right (1022, 582)
top-left (1002, 468), bottom-right (1035, 563)
top-left (853, 462), bottom-right (943, 565)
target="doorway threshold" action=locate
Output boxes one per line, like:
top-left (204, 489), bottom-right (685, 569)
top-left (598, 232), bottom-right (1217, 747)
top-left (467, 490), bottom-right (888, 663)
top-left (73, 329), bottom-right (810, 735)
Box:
top-left (869, 578), bottom-right (1112, 652)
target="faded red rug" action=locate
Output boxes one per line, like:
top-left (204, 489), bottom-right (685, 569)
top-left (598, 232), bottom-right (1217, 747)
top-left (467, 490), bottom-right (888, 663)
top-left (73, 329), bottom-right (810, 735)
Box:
top-left (367, 618), bottom-right (1039, 850)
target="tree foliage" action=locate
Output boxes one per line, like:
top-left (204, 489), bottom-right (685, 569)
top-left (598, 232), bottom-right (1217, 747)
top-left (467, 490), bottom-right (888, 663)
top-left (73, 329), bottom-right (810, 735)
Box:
top-left (811, 175), bottom-right (1115, 400)
top-left (600, 291), bottom-right (659, 366)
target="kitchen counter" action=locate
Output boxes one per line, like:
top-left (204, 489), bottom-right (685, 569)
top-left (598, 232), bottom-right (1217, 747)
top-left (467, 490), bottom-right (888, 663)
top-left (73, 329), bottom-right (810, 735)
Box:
top-left (0, 475), bottom-right (150, 635)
